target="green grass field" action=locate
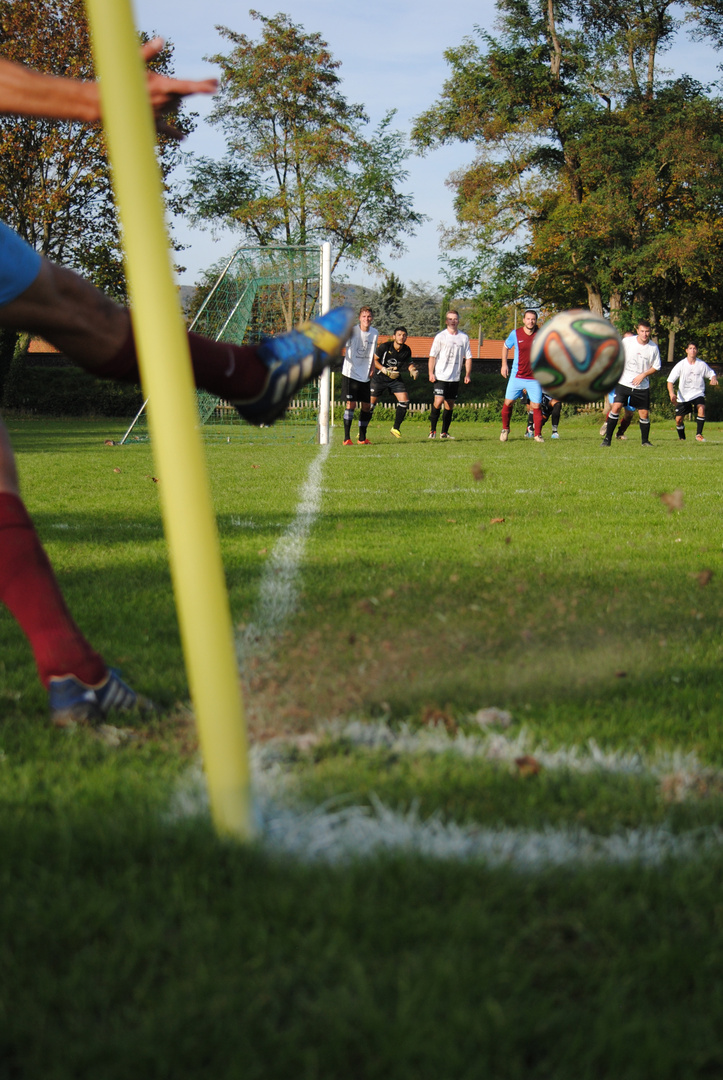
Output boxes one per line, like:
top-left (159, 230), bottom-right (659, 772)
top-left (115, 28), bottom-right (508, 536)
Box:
top-left (3, 412), bottom-right (723, 1078)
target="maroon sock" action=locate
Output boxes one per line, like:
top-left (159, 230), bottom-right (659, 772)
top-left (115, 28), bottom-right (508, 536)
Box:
top-left (0, 493), bottom-right (106, 687)
top-left (533, 409), bottom-right (543, 437)
top-left (96, 324), bottom-right (268, 401)
top-left (502, 403), bottom-right (513, 429)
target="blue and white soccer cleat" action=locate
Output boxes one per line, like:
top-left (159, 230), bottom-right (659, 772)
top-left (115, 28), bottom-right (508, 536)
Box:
top-left (234, 307), bottom-right (355, 426)
top-left (551, 431), bottom-right (560, 439)
top-left (48, 669), bottom-right (154, 727)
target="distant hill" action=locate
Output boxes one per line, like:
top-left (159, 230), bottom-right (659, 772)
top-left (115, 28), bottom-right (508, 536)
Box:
top-left (179, 285), bottom-right (196, 315)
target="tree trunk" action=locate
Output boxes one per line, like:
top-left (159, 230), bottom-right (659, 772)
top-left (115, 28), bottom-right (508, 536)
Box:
top-left (585, 284), bottom-right (603, 315)
top-left (667, 315), bottom-right (681, 365)
top-left (608, 290), bottom-right (622, 327)
top-left (667, 328), bottom-right (675, 365)
top-left (547, 0), bottom-right (562, 79)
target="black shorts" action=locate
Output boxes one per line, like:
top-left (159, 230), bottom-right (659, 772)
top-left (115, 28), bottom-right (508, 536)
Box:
top-left (675, 396), bottom-right (705, 417)
top-left (433, 380), bottom-right (460, 400)
top-left (614, 383), bottom-right (650, 411)
top-left (342, 375), bottom-right (371, 405)
top-left (370, 372), bottom-right (406, 398)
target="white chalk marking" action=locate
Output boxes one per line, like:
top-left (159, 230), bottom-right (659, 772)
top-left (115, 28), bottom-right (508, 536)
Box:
top-left (168, 757), bottom-right (723, 870)
top-left (237, 442), bottom-right (330, 663)
top-left (305, 719), bottom-right (718, 784)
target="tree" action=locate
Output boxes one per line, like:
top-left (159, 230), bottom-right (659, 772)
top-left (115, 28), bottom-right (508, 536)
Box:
top-left (373, 273), bottom-right (405, 333)
top-left (0, 0), bottom-right (189, 300)
top-left (186, 11), bottom-right (424, 306)
top-left (356, 280), bottom-right (443, 336)
top-left (412, 0), bottom-right (723, 349)
top-left (0, 0), bottom-right (192, 400)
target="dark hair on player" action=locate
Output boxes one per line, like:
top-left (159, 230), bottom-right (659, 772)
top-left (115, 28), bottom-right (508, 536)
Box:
top-left (637, 319), bottom-right (651, 329)
top-left (524, 309), bottom-right (538, 318)
top-left (686, 341), bottom-right (697, 348)
top-left (446, 309), bottom-right (460, 318)
top-left (394, 326), bottom-right (408, 335)
top-left (359, 306), bottom-right (373, 316)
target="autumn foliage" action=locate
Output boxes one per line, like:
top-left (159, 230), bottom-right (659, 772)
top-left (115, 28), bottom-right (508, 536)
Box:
top-left (0, 0), bottom-right (188, 302)
top-left (413, 0), bottom-right (723, 350)
top-left (187, 12), bottom-right (423, 279)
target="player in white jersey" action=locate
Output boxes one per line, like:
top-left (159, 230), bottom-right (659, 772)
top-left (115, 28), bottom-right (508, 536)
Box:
top-left (342, 307), bottom-right (379, 444)
top-left (599, 332), bottom-right (636, 439)
top-left (601, 320), bottom-right (661, 447)
top-left (667, 343), bottom-right (718, 442)
top-left (427, 310), bottom-right (472, 439)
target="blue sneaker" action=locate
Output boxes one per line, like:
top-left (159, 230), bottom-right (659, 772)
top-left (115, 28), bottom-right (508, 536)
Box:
top-left (48, 669), bottom-right (153, 727)
top-left (524, 430), bottom-right (533, 438)
top-left (551, 431), bottom-right (560, 439)
top-left (234, 307), bottom-right (355, 426)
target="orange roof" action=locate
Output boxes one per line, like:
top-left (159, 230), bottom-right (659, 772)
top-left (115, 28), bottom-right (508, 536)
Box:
top-left (28, 337), bottom-right (59, 354)
top-left (377, 335), bottom-right (504, 359)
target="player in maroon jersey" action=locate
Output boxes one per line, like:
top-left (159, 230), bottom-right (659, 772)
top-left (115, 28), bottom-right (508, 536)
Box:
top-left (499, 310), bottom-right (543, 442)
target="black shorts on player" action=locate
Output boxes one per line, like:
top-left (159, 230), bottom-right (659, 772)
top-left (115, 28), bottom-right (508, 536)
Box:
top-left (675, 396), bottom-right (705, 418)
top-left (433, 381), bottom-right (460, 400)
top-left (525, 391), bottom-right (555, 435)
top-left (614, 383), bottom-right (650, 411)
top-left (370, 372), bottom-right (407, 398)
top-left (342, 375), bottom-right (371, 404)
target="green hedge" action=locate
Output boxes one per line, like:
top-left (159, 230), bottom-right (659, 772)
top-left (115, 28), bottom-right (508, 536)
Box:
top-left (649, 377), bottom-right (723, 420)
top-left (10, 361), bottom-right (722, 423)
top-left (335, 398), bottom-right (576, 424)
top-left (3, 363), bottom-right (144, 417)
top-left (344, 372), bottom-right (723, 423)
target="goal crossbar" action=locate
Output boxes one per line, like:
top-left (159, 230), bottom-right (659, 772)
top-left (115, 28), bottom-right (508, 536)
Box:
top-left (118, 243), bottom-right (331, 445)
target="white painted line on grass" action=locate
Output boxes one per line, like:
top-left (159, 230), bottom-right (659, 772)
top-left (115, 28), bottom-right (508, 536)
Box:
top-left (177, 445), bottom-right (722, 867)
top-left (237, 442), bottom-right (330, 664)
top-left (304, 719), bottom-right (717, 785)
top-left (169, 759), bottom-right (723, 870)
top-left (169, 712), bottom-right (723, 868)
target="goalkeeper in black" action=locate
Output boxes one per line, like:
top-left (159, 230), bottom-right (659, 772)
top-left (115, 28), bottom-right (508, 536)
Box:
top-left (369, 326), bottom-right (418, 438)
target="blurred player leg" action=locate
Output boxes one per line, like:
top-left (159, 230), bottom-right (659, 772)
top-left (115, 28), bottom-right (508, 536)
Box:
top-left (675, 406), bottom-right (686, 440)
top-left (392, 398), bottom-right (409, 437)
top-left (696, 405), bottom-right (706, 441)
top-left (440, 401), bottom-right (455, 439)
top-left (0, 257), bottom-right (352, 426)
top-left (358, 405), bottom-right (371, 444)
top-left (430, 395), bottom-right (443, 438)
top-left (500, 401), bottom-right (513, 441)
top-left (550, 400), bottom-right (562, 438)
top-left (616, 409), bottom-right (634, 440)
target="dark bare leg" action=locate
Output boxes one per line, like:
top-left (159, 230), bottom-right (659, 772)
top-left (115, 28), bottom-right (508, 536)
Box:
top-left (0, 258), bottom-right (128, 367)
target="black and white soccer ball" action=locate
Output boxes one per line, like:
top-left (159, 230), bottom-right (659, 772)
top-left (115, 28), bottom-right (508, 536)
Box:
top-left (531, 309), bottom-right (624, 403)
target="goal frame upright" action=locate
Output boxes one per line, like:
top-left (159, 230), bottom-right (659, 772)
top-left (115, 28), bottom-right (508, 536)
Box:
top-left (119, 242), bottom-right (334, 445)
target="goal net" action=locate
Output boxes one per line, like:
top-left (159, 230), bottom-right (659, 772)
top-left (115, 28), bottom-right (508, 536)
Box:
top-left (119, 244), bottom-right (328, 445)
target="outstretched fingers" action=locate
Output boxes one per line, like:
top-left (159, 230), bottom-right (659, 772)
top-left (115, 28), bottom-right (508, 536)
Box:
top-left (141, 37), bottom-right (218, 140)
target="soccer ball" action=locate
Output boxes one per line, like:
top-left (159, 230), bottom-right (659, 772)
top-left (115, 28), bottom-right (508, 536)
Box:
top-left (530, 309), bottom-right (624, 403)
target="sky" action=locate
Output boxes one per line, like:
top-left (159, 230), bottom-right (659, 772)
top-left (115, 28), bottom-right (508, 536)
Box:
top-left (132, 0), bottom-right (721, 292)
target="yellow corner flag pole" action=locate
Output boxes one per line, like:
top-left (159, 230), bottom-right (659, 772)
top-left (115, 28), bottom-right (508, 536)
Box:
top-left (84, 0), bottom-right (251, 838)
